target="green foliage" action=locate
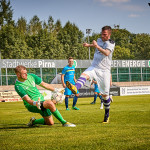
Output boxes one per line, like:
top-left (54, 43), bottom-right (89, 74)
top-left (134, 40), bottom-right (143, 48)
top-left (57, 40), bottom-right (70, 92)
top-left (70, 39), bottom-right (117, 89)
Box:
top-left (0, 95), bottom-right (150, 150)
top-left (0, 0), bottom-right (14, 26)
top-left (113, 45), bottom-right (133, 60)
top-left (132, 34), bottom-right (150, 59)
top-left (28, 15), bottom-right (42, 35)
top-left (57, 21), bottom-right (85, 58)
top-left (111, 29), bottom-right (132, 47)
top-left (16, 17), bottom-right (27, 34)
top-left (0, 0), bottom-right (150, 60)
top-left (0, 24), bottom-right (33, 59)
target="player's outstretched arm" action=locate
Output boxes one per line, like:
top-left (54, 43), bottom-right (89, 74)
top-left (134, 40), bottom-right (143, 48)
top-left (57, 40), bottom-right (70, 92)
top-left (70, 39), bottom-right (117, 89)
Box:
top-left (40, 81), bottom-right (55, 91)
top-left (40, 81), bottom-right (64, 93)
top-left (83, 42), bottom-right (94, 47)
top-left (92, 40), bottom-right (111, 56)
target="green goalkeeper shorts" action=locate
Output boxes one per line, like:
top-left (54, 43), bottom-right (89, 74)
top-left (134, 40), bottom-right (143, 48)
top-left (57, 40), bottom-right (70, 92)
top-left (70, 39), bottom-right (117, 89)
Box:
top-left (25, 104), bottom-right (52, 117)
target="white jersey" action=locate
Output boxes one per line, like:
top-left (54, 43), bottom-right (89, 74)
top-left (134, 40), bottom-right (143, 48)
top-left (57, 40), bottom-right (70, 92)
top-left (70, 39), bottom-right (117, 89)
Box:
top-left (91, 38), bottom-right (115, 71)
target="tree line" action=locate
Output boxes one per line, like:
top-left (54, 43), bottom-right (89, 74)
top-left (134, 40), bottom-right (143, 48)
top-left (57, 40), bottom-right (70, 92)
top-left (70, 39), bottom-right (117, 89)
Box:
top-left (0, 0), bottom-right (150, 60)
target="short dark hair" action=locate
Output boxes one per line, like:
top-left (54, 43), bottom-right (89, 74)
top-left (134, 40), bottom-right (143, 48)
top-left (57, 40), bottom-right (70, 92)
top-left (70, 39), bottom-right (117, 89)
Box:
top-left (14, 65), bottom-right (26, 73)
top-left (68, 57), bottom-right (73, 60)
top-left (102, 26), bottom-right (112, 33)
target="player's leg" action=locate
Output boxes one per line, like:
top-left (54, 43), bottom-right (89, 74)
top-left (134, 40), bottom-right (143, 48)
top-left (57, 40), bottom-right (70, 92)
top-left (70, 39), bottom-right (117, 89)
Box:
top-left (43, 100), bottom-right (76, 127)
top-left (26, 104), bottom-right (46, 126)
top-left (66, 74), bottom-right (87, 94)
top-left (75, 66), bottom-right (95, 90)
top-left (26, 106), bottom-right (52, 126)
top-left (90, 92), bottom-right (97, 104)
top-left (98, 93), bottom-right (103, 109)
top-left (26, 101), bottom-right (74, 127)
top-left (102, 95), bottom-right (111, 123)
top-left (27, 117), bottom-right (53, 127)
top-left (43, 100), bottom-right (66, 124)
top-left (95, 69), bottom-right (111, 123)
top-left (64, 87), bottom-right (71, 110)
top-left (98, 93), bottom-right (102, 101)
top-left (27, 115), bottom-right (54, 126)
top-left (72, 93), bottom-right (80, 110)
top-left (65, 96), bottom-right (69, 110)
top-left (43, 115), bottom-right (54, 125)
top-left (66, 66), bottom-right (94, 94)
top-left (27, 117), bottom-right (45, 127)
top-left (74, 73), bottom-right (89, 90)
top-left (101, 72), bottom-right (111, 123)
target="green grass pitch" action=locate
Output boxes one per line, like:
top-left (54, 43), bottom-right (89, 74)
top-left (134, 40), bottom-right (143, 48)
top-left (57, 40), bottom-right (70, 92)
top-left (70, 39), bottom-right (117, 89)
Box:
top-left (0, 95), bottom-right (150, 150)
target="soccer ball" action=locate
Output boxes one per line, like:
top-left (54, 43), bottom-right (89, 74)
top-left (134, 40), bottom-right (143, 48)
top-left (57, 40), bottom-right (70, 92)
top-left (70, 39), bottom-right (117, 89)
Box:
top-left (51, 92), bottom-right (65, 104)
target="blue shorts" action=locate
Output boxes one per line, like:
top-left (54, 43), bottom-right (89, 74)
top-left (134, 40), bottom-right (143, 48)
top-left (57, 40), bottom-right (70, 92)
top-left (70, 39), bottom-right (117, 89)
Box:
top-left (95, 88), bottom-right (100, 93)
top-left (64, 87), bottom-right (79, 95)
top-left (94, 85), bottom-right (100, 93)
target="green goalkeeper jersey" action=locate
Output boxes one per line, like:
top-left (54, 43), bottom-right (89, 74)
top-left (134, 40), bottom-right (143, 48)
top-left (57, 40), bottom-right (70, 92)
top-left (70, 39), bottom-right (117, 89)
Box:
top-left (15, 73), bottom-right (44, 106)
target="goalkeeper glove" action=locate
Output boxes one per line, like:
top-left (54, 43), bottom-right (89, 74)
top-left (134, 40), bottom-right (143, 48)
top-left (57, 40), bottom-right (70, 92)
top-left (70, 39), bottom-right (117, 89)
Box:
top-left (33, 98), bottom-right (41, 110)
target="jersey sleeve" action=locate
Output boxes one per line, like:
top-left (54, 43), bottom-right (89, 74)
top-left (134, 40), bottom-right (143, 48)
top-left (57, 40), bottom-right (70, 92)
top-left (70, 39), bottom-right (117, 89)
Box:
top-left (29, 73), bottom-right (42, 85)
top-left (15, 85), bottom-right (27, 98)
top-left (62, 67), bottom-right (67, 75)
top-left (105, 40), bottom-right (115, 52)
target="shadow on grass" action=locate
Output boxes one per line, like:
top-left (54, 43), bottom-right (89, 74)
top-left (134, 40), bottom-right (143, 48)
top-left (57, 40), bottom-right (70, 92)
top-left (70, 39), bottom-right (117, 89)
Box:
top-left (0, 124), bottom-right (36, 130)
top-left (0, 123), bottom-right (61, 130)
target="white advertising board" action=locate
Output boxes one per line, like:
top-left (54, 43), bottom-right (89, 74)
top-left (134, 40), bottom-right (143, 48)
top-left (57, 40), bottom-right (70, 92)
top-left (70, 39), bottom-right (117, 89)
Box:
top-left (120, 86), bottom-right (150, 96)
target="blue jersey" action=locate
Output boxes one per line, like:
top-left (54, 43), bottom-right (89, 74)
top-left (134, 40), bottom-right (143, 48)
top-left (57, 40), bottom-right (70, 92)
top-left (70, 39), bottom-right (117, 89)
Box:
top-left (62, 65), bottom-right (75, 84)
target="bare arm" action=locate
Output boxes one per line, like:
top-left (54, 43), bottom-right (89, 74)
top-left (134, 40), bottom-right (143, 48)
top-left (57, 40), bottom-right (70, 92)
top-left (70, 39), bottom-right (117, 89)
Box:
top-left (92, 40), bottom-right (111, 56)
top-left (83, 40), bottom-right (111, 56)
top-left (22, 95), bottom-right (34, 105)
top-left (40, 81), bottom-right (55, 91)
top-left (83, 42), bottom-right (95, 47)
top-left (74, 75), bottom-right (77, 83)
top-left (61, 74), bottom-right (66, 88)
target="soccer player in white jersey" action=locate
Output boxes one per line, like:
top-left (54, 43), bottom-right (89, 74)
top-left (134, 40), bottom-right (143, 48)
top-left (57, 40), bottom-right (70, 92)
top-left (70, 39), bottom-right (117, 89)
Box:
top-left (66, 26), bottom-right (115, 123)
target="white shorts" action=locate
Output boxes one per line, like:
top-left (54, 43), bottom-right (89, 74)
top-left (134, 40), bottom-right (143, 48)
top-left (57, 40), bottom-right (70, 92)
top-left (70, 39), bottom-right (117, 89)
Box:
top-left (83, 66), bottom-right (111, 95)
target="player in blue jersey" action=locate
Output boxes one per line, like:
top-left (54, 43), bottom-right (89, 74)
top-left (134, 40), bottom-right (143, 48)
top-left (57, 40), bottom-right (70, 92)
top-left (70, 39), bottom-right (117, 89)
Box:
top-left (61, 57), bottom-right (79, 110)
top-left (90, 80), bottom-right (103, 109)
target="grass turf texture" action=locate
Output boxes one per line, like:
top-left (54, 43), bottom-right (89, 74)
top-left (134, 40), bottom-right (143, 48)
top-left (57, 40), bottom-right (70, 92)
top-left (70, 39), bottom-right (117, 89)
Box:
top-left (0, 95), bottom-right (150, 150)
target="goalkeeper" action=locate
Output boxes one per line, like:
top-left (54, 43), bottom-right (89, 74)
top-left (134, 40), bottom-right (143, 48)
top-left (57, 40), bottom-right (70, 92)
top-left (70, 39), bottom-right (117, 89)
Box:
top-left (14, 65), bottom-right (76, 127)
